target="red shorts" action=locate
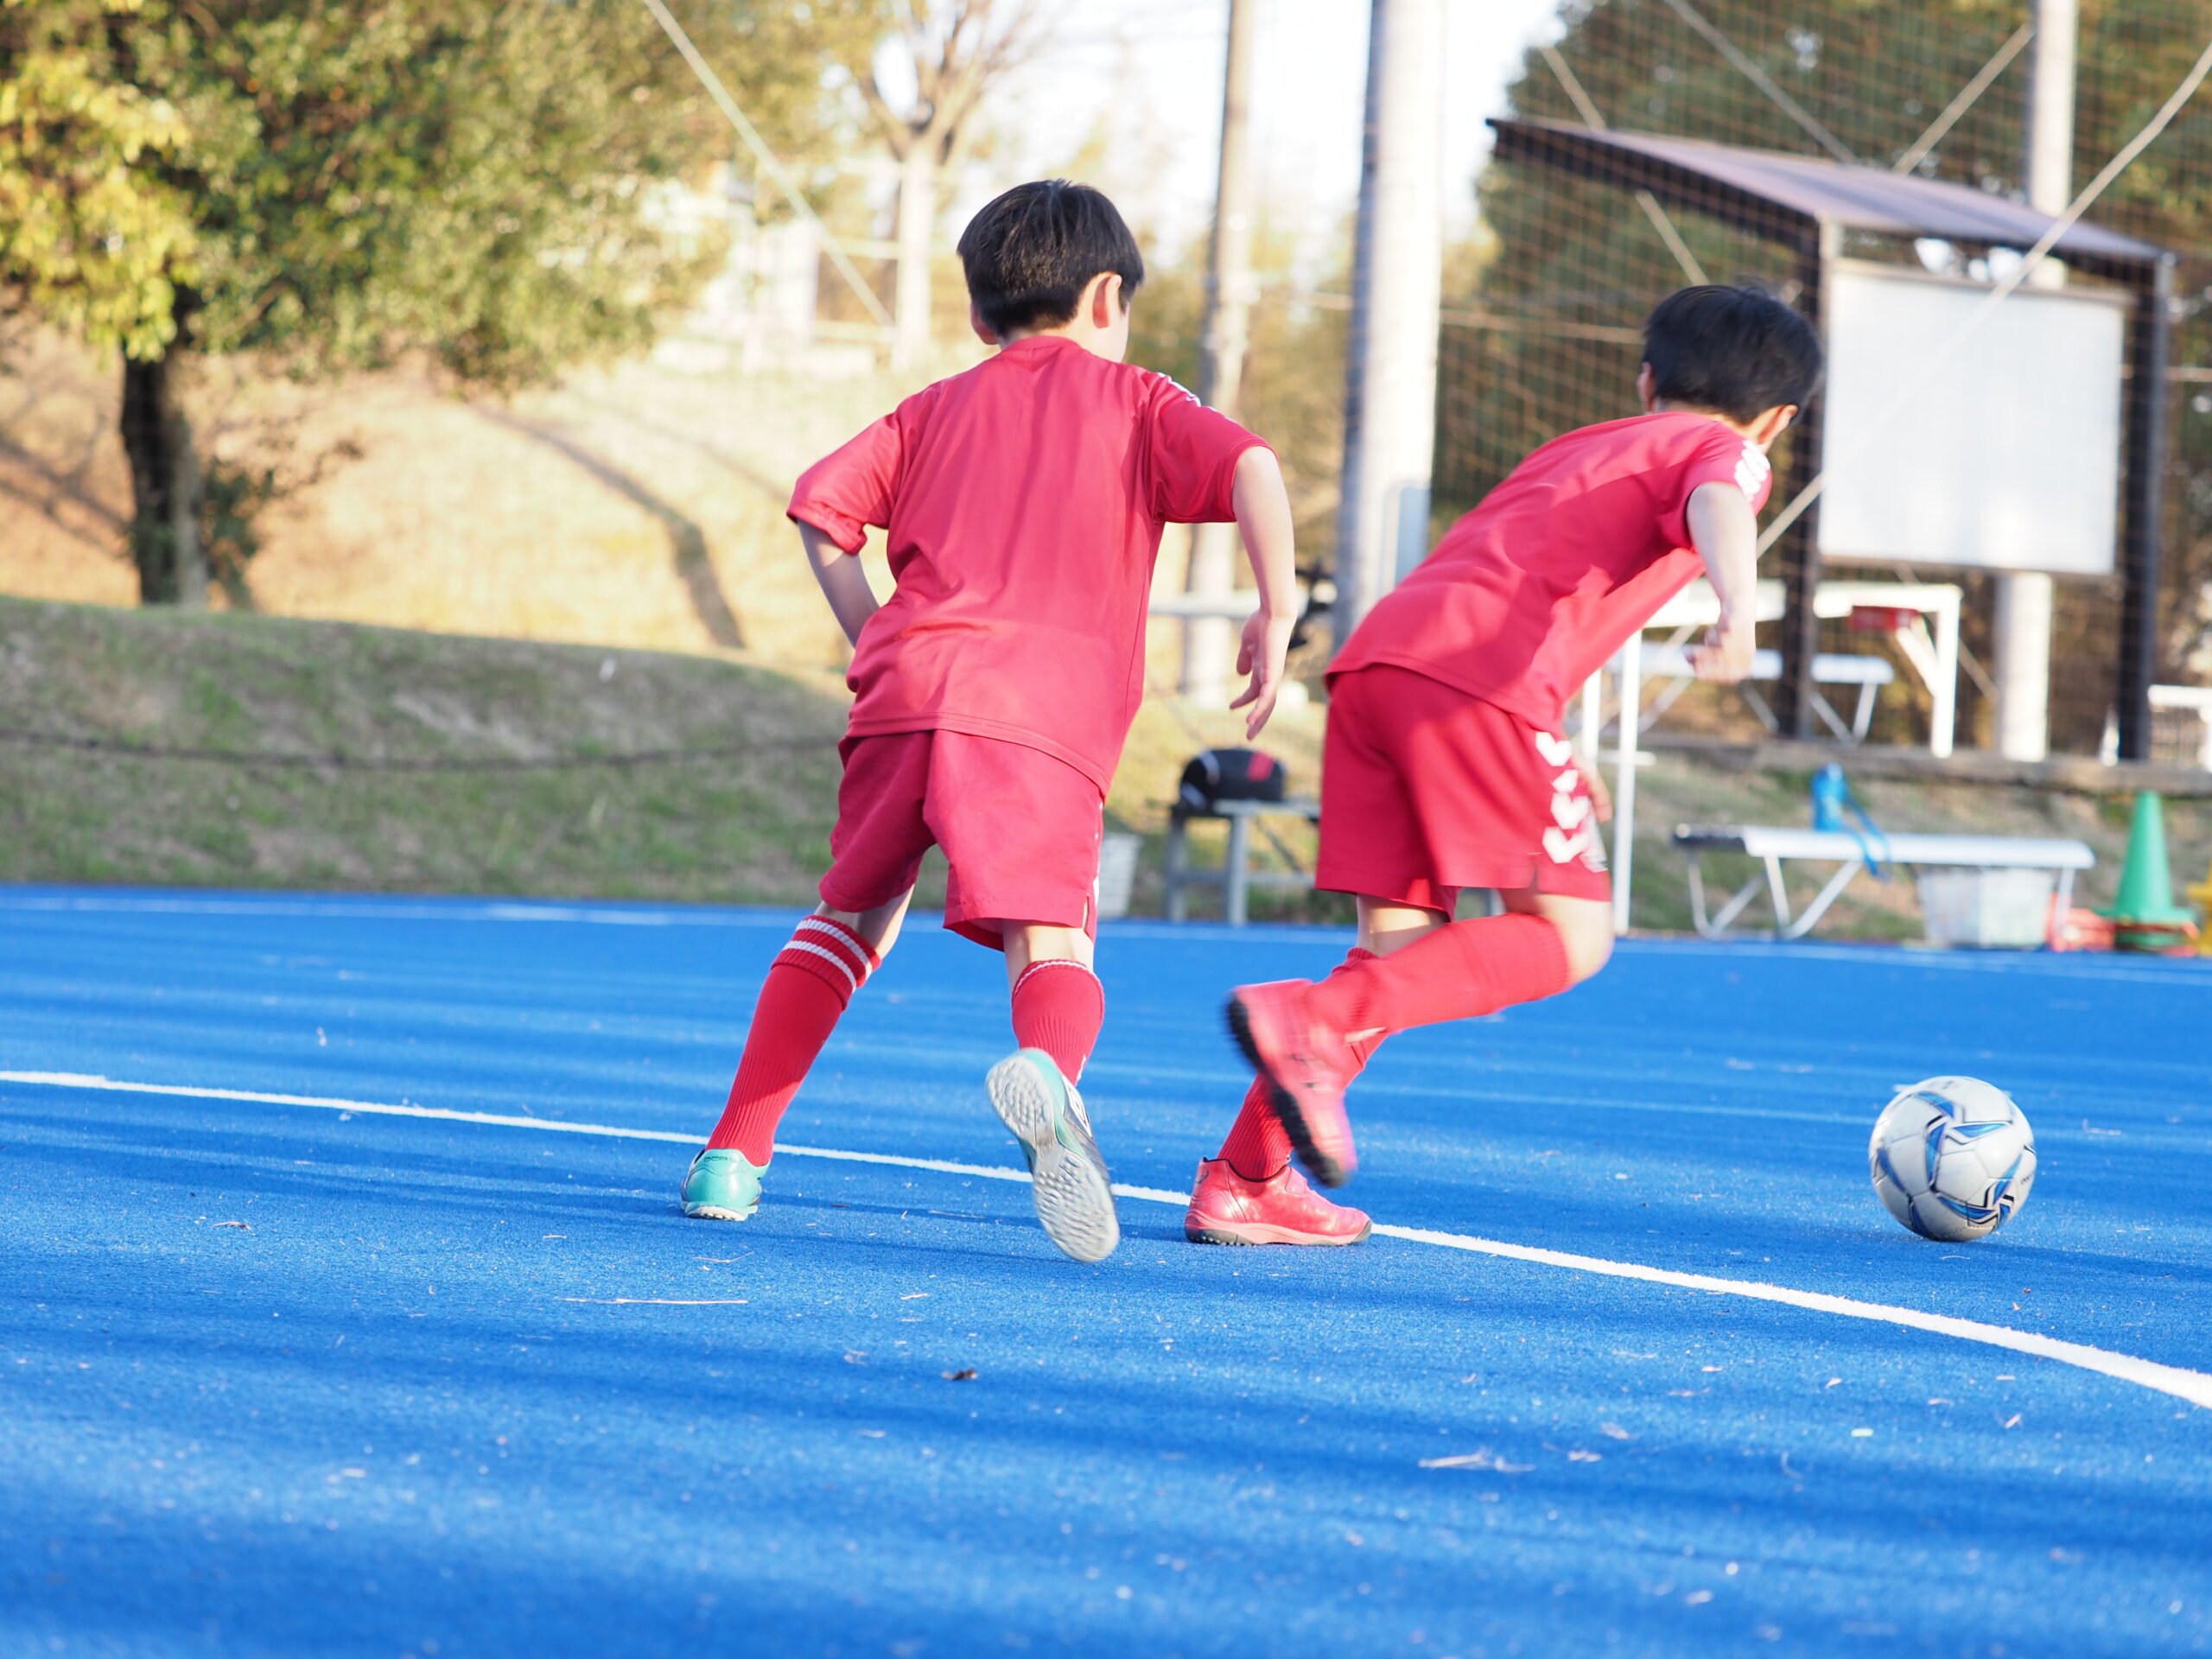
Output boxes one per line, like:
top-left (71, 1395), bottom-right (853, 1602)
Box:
top-left (1315, 663), bottom-right (1611, 912)
top-left (820, 729), bottom-right (1105, 950)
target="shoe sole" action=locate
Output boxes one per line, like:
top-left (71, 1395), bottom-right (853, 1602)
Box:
top-left (681, 1202), bottom-right (755, 1222)
top-left (1225, 994), bottom-right (1351, 1189)
top-left (1185, 1217), bottom-right (1372, 1247)
top-left (987, 1052), bottom-right (1120, 1263)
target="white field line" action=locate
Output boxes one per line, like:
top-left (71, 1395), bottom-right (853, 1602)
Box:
top-left (8, 1070), bottom-right (2209, 1411)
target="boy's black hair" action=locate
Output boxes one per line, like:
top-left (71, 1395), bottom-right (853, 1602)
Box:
top-left (1642, 283), bottom-right (1823, 423)
top-left (957, 181), bottom-right (1145, 338)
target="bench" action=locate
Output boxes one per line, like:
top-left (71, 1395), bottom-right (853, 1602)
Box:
top-left (1164, 796), bottom-right (1319, 926)
top-left (1634, 577), bottom-right (1962, 756)
top-left (1640, 645), bottom-right (1895, 743)
top-left (1672, 824), bottom-right (2094, 941)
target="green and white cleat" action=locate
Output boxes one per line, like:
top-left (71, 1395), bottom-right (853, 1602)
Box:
top-left (681, 1147), bottom-right (766, 1221)
top-left (987, 1048), bottom-right (1119, 1262)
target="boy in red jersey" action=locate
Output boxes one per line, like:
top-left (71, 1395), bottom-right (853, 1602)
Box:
top-left (683, 181), bottom-right (1299, 1262)
top-left (1185, 284), bottom-right (1821, 1247)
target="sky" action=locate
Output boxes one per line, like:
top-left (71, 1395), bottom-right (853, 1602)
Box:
top-left (958, 0), bottom-right (1572, 270)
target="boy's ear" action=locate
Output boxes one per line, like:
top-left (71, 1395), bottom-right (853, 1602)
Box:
top-left (1750, 404), bottom-right (1799, 448)
top-left (1635, 362), bottom-right (1658, 412)
top-left (969, 302), bottom-right (999, 347)
top-left (1090, 272), bottom-right (1122, 328)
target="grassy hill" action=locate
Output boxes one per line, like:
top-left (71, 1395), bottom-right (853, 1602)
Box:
top-left (0, 596), bottom-right (849, 903)
top-left (3, 594), bottom-right (2204, 939)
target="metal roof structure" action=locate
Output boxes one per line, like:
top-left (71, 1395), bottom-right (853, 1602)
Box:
top-left (1488, 119), bottom-right (2165, 277)
top-left (1484, 116), bottom-right (2175, 759)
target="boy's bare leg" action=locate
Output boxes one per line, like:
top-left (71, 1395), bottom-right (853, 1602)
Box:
top-left (1355, 897), bottom-right (1447, 958)
top-left (1002, 922), bottom-right (1093, 984)
top-left (819, 889), bottom-right (917, 961)
top-left (988, 918), bottom-right (1117, 1262)
top-left (1496, 887), bottom-right (1614, 985)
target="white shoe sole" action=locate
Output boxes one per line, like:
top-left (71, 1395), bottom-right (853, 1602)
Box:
top-left (987, 1052), bottom-right (1120, 1263)
top-left (682, 1203), bottom-right (754, 1222)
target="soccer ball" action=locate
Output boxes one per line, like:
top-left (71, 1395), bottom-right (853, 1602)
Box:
top-left (1867, 1077), bottom-right (2037, 1242)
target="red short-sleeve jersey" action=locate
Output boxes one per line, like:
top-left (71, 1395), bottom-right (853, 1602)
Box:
top-left (1333, 411), bottom-right (1773, 730)
top-left (789, 335), bottom-right (1268, 789)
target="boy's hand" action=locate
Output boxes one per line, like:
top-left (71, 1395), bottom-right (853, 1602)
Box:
top-left (1230, 610), bottom-right (1296, 738)
top-left (1573, 752), bottom-right (1613, 823)
top-left (1687, 613), bottom-right (1757, 683)
top-left (1228, 447), bottom-right (1298, 737)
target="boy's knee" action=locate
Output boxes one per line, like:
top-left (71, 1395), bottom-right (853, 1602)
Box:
top-left (1545, 903), bottom-right (1614, 985)
top-left (1564, 923), bottom-right (1613, 984)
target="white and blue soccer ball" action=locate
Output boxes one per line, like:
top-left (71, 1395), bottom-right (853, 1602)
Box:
top-left (1867, 1076), bottom-right (2037, 1242)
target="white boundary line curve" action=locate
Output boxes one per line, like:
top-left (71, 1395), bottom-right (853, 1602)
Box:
top-left (7, 1069), bottom-right (2209, 1411)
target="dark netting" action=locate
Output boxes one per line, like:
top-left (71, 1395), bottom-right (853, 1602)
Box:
top-left (1442, 0), bottom-right (2212, 759)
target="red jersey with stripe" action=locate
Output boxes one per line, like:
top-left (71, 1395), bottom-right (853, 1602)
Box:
top-left (1332, 411), bottom-right (1772, 730)
top-left (788, 335), bottom-right (1268, 790)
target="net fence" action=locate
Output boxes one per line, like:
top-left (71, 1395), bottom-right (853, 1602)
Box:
top-left (1443, 0), bottom-right (2212, 762)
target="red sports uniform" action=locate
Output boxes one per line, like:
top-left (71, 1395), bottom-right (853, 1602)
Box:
top-left (789, 334), bottom-right (1267, 945)
top-left (1321, 410), bottom-right (1773, 909)
top-left (1203, 410), bottom-right (1777, 1219)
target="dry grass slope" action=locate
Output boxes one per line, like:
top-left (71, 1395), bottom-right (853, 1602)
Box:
top-left (0, 597), bottom-right (849, 902)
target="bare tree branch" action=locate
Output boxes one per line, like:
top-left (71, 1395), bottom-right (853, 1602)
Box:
top-left (860, 0), bottom-right (1043, 167)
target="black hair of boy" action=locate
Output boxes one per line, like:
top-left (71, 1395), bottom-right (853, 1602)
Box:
top-left (957, 181), bottom-right (1146, 338)
top-left (1642, 283), bottom-right (1824, 423)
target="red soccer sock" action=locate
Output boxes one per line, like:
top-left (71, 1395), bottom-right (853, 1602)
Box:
top-left (1217, 949), bottom-right (1385, 1180)
top-left (1304, 912), bottom-right (1571, 1038)
top-left (705, 916), bottom-right (879, 1164)
top-left (1010, 957), bottom-right (1106, 1083)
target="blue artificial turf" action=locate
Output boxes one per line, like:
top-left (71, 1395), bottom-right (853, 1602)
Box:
top-left (0, 886), bottom-right (2206, 1657)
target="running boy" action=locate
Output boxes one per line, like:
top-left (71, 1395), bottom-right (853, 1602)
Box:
top-left (683, 180), bottom-right (1300, 1263)
top-left (1186, 283), bottom-right (1821, 1247)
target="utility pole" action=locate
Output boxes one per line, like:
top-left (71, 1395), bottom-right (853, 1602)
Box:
top-left (1180, 0), bottom-right (1260, 702)
top-left (1993, 0), bottom-right (2075, 760)
top-left (1332, 0), bottom-right (1445, 651)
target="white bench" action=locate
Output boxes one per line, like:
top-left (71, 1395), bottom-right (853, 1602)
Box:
top-left (1640, 645), bottom-right (1895, 743)
top-left (1672, 824), bottom-right (2094, 941)
top-left (1634, 577), bottom-right (1963, 756)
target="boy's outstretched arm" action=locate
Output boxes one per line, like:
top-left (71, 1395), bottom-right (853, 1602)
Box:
top-left (1683, 480), bottom-right (1758, 683)
top-left (798, 520), bottom-right (880, 648)
top-left (1229, 447), bottom-right (1300, 738)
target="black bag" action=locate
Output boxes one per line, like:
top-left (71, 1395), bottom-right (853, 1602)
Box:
top-left (1178, 747), bottom-right (1287, 812)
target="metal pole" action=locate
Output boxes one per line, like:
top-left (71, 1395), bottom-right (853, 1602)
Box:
top-left (1197, 0), bottom-right (1256, 423)
top-left (1331, 0), bottom-right (1445, 652)
top-left (2118, 256), bottom-right (2174, 761)
top-left (1993, 0), bottom-right (2076, 760)
top-left (1180, 0), bottom-right (1260, 702)
top-left (1772, 227), bottom-right (1831, 740)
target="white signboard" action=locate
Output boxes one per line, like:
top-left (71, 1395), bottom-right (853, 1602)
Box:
top-left (1818, 261), bottom-right (2126, 575)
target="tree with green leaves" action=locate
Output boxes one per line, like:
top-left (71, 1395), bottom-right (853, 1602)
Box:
top-left (1, 0), bottom-right (874, 604)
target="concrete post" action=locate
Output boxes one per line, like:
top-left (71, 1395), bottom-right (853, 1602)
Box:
top-left (1993, 0), bottom-right (2077, 760)
top-left (1331, 0), bottom-right (1445, 652)
top-left (1181, 0), bottom-right (1260, 702)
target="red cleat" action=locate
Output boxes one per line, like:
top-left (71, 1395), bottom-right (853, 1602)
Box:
top-left (1225, 979), bottom-right (1359, 1187)
top-left (1183, 1158), bottom-right (1371, 1247)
